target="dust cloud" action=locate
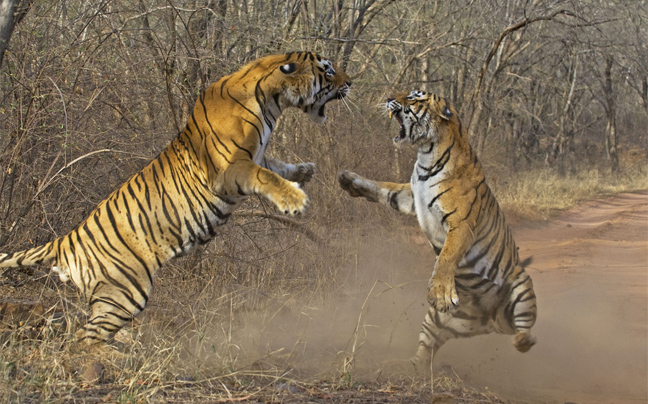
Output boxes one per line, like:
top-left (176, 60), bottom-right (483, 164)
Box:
top-left (227, 192), bottom-right (648, 404)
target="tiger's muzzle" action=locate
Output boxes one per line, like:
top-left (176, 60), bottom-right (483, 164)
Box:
top-left (308, 79), bottom-right (351, 123)
top-left (386, 97), bottom-right (406, 142)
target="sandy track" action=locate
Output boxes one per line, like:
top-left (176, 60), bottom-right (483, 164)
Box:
top-left (240, 191), bottom-right (646, 403)
top-left (433, 191), bottom-right (648, 403)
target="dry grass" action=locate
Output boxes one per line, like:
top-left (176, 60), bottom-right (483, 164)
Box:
top-left (492, 165), bottom-right (648, 221)
top-left (0, 217), bottom-right (489, 403)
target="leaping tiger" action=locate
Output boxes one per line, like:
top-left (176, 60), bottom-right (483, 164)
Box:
top-left (338, 90), bottom-right (536, 390)
top-left (0, 51), bottom-right (351, 348)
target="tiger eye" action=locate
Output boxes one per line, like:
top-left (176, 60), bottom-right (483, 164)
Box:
top-left (280, 63), bottom-right (297, 74)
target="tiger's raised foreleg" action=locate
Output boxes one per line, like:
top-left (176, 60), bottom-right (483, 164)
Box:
top-left (262, 156), bottom-right (316, 186)
top-left (338, 170), bottom-right (415, 215)
top-left (221, 160), bottom-right (308, 215)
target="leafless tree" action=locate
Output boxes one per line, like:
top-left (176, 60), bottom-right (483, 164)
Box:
top-left (0, 0), bottom-right (645, 266)
top-left (0, 0), bottom-right (32, 67)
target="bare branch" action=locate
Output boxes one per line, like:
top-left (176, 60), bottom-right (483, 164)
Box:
top-left (234, 210), bottom-right (322, 244)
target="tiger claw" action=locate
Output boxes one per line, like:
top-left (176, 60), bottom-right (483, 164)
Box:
top-left (428, 282), bottom-right (458, 312)
top-left (270, 182), bottom-right (308, 216)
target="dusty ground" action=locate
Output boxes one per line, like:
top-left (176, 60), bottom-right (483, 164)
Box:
top-left (219, 190), bottom-right (647, 403)
top-left (436, 191), bottom-right (648, 403)
top-left (1, 191), bottom-right (646, 403)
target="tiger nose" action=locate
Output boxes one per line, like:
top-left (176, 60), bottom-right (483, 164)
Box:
top-left (387, 97), bottom-right (394, 102)
top-left (345, 79), bottom-right (352, 87)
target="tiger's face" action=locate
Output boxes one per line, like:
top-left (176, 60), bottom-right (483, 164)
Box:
top-left (252, 52), bottom-right (351, 123)
top-left (386, 90), bottom-right (455, 145)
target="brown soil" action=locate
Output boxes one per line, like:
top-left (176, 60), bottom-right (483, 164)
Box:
top-left (435, 191), bottom-right (648, 403)
top-left (235, 190), bottom-right (648, 403)
top-left (2, 191), bottom-right (646, 403)
top-left (219, 192), bottom-right (648, 403)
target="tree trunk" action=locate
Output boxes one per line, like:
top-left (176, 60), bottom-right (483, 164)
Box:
top-left (0, 0), bottom-right (32, 68)
top-left (603, 56), bottom-right (619, 173)
top-left (642, 75), bottom-right (647, 112)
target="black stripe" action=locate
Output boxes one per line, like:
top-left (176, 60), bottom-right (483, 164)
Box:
top-left (190, 115), bottom-right (220, 176)
top-left (461, 179), bottom-right (485, 221)
top-left (388, 191), bottom-right (400, 210)
top-left (422, 142), bottom-right (434, 154)
top-left (418, 138), bottom-right (455, 181)
top-left (242, 118), bottom-right (263, 145)
top-left (429, 187), bottom-right (451, 208)
top-left (219, 78), bottom-right (229, 98)
top-left (104, 207), bottom-right (154, 286)
top-left (485, 237), bottom-right (507, 280)
top-left (208, 136), bottom-right (232, 164)
top-left (254, 77), bottom-right (276, 129)
top-left (199, 95), bottom-right (232, 154)
top-left (227, 88), bottom-right (262, 127)
top-left (231, 139), bottom-right (254, 160)
top-left (89, 295), bottom-right (140, 318)
top-left (126, 182), bottom-right (158, 245)
top-left (441, 208), bottom-right (457, 224)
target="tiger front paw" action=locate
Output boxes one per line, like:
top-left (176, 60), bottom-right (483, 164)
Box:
top-left (268, 182), bottom-right (309, 215)
top-left (427, 276), bottom-right (459, 312)
top-left (293, 162), bottom-right (316, 186)
top-left (338, 170), bottom-right (375, 200)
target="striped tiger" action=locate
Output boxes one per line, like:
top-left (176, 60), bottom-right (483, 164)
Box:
top-left (338, 90), bottom-right (537, 388)
top-left (0, 51), bottom-right (351, 348)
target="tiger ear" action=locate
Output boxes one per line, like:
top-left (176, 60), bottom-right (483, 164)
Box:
top-left (440, 106), bottom-right (453, 120)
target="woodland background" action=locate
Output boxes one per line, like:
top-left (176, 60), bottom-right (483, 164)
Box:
top-left (0, 0), bottom-right (646, 253)
top-left (0, 0), bottom-right (646, 402)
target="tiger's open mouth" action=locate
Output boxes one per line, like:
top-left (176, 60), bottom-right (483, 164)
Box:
top-left (392, 113), bottom-right (406, 142)
top-left (310, 83), bottom-right (350, 122)
top-left (387, 100), bottom-right (406, 142)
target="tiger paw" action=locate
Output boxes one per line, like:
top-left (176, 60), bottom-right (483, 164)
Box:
top-left (293, 162), bottom-right (316, 186)
top-left (269, 182), bottom-right (308, 215)
top-left (338, 170), bottom-right (362, 196)
top-left (513, 331), bottom-right (536, 353)
top-left (338, 170), bottom-right (376, 200)
top-left (427, 280), bottom-right (459, 312)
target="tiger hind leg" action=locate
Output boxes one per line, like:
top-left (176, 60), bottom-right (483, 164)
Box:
top-left (411, 308), bottom-right (451, 393)
top-left (412, 340), bottom-right (440, 393)
top-left (414, 306), bottom-right (495, 393)
top-left (506, 273), bottom-right (538, 353)
top-left (76, 295), bottom-right (140, 350)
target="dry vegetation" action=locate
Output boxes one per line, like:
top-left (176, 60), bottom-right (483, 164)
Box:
top-left (0, 0), bottom-right (647, 402)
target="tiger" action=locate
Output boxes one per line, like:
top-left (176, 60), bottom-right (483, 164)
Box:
top-left (0, 51), bottom-right (351, 348)
top-left (338, 90), bottom-right (537, 389)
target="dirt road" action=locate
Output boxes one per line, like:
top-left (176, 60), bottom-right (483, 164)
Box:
top-left (227, 191), bottom-right (648, 403)
top-left (433, 191), bottom-right (648, 403)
